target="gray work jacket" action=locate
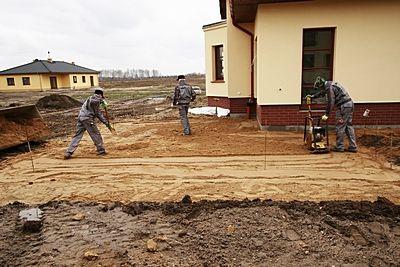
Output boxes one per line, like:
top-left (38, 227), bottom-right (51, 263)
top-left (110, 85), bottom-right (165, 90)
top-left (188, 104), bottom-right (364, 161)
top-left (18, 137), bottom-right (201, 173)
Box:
top-left (78, 94), bottom-right (108, 125)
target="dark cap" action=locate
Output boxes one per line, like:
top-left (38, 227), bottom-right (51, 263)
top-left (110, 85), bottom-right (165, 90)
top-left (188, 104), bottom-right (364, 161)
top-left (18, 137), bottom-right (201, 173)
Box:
top-left (94, 88), bottom-right (104, 97)
top-left (177, 75), bottom-right (185, 81)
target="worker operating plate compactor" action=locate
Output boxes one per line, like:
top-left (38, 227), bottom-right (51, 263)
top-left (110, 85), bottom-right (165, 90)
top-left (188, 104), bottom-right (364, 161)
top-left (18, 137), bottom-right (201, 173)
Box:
top-left (303, 95), bottom-right (330, 154)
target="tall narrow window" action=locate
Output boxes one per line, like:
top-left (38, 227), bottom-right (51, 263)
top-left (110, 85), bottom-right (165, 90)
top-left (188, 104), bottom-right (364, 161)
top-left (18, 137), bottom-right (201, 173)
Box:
top-left (82, 76), bottom-right (86, 83)
top-left (301, 28), bottom-right (335, 104)
top-left (7, 78), bottom-right (15, 86)
top-left (22, 77), bottom-right (30, 85)
top-left (73, 76), bottom-right (77, 83)
top-left (214, 45), bottom-right (224, 81)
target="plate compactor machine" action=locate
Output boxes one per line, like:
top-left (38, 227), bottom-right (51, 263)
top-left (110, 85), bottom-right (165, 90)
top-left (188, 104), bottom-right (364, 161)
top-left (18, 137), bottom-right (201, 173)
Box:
top-left (303, 96), bottom-right (330, 154)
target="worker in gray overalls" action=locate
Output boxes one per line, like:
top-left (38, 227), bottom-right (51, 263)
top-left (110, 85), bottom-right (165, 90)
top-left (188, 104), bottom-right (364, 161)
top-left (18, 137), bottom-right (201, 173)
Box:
top-left (310, 77), bottom-right (357, 152)
top-left (172, 75), bottom-right (196, 135)
top-left (64, 88), bottom-right (113, 159)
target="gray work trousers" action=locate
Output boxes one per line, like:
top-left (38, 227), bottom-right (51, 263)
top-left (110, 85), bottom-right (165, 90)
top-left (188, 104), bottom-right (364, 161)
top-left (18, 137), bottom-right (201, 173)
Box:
top-left (66, 119), bottom-right (105, 155)
top-left (335, 101), bottom-right (357, 150)
top-left (178, 105), bottom-right (191, 135)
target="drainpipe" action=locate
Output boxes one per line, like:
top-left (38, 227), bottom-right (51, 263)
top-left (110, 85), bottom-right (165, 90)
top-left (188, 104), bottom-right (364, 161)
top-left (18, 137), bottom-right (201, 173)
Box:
top-left (229, 0), bottom-right (255, 119)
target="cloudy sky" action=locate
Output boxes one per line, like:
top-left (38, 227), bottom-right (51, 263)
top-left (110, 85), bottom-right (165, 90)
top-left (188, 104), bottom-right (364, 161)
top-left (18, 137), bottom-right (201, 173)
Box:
top-left (0, 0), bottom-right (221, 75)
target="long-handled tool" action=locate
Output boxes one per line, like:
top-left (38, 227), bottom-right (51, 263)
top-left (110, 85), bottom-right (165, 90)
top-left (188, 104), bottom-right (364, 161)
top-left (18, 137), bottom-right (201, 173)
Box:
top-left (102, 100), bottom-right (116, 134)
top-left (303, 96), bottom-right (330, 154)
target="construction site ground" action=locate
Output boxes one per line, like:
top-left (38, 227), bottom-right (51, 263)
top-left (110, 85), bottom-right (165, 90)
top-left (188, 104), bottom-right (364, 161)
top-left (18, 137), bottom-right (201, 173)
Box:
top-left (1, 82), bottom-right (399, 266)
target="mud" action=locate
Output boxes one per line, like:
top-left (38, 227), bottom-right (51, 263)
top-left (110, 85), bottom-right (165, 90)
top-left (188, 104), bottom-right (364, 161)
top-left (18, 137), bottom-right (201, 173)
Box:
top-left (36, 94), bottom-right (82, 110)
top-left (0, 198), bottom-right (399, 266)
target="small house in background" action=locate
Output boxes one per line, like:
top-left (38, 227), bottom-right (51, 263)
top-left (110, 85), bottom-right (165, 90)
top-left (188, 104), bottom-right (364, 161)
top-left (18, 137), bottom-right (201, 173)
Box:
top-left (203, 0), bottom-right (400, 128)
top-left (0, 58), bottom-right (99, 92)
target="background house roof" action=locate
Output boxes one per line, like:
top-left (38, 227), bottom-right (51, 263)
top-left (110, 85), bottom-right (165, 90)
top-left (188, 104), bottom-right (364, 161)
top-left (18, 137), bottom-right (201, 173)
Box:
top-left (220, 0), bottom-right (311, 23)
top-left (0, 59), bottom-right (99, 75)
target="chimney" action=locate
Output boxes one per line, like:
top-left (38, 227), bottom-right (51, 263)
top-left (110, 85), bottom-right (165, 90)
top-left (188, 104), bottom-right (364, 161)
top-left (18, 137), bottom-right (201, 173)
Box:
top-left (71, 62), bottom-right (75, 65)
top-left (47, 51), bottom-right (53, 63)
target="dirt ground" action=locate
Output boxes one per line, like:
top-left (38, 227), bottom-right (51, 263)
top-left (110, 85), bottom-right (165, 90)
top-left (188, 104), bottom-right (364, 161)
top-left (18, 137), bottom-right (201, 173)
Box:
top-left (1, 198), bottom-right (399, 266)
top-left (1, 115), bottom-right (399, 205)
top-left (1, 82), bottom-right (400, 265)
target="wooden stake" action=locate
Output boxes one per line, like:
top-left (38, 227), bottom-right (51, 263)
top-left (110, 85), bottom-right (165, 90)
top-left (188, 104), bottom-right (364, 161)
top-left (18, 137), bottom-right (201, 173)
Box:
top-left (24, 122), bottom-right (35, 172)
top-left (264, 129), bottom-right (267, 170)
top-left (390, 131), bottom-right (393, 148)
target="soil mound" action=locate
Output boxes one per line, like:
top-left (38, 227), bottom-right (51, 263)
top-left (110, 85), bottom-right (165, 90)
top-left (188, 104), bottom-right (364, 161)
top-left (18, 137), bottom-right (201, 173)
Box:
top-left (0, 116), bottom-right (50, 150)
top-left (0, 105), bottom-right (50, 150)
top-left (36, 94), bottom-right (81, 110)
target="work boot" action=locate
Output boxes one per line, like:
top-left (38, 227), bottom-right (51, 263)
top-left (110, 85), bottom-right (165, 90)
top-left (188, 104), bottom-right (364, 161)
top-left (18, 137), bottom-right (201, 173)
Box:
top-left (346, 147), bottom-right (358, 153)
top-left (97, 151), bottom-right (107, 156)
top-left (64, 153), bottom-right (72, 160)
top-left (331, 146), bottom-right (345, 152)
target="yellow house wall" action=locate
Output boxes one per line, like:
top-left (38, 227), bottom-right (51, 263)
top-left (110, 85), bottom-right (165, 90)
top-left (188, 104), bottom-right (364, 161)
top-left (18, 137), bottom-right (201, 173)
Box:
top-left (226, 21), bottom-right (252, 98)
top-left (39, 74), bottom-right (70, 89)
top-left (58, 75), bottom-right (71, 88)
top-left (204, 23), bottom-right (229, 97)
top-left (255, 0), bottom-right (400, 105)
top-left (0, 74), bottom-right (47, 92)
top-left (203, 0), bottom-right (253, 99)
top-left (40, 75), bottom-right (51, 89)
top-left (91, 75), bottom-right (99, 87)
top-left (69, 74), bottom-right (98, 89)
top-left (0, 73), bottom-right (98, 92)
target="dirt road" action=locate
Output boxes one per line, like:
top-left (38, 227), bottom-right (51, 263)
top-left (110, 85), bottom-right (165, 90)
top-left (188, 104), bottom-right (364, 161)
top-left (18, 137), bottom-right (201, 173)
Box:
top-left (1, 117), bottom-right (399, 205)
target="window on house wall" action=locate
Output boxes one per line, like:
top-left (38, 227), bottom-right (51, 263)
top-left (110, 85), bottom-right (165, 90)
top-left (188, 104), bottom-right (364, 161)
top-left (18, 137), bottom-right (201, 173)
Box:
top-left (214, 45), bottom-right (224, 81)
top-left (7, 78), bottom-right (15, 86)
top-left (82, 76), bottom-right (86, 83)
top-left (73, 76), bottom-right (77, 83)
top-left (22, 77), bottom-right (30, 85)
top-left (301, 28), bottom-right (335, 104)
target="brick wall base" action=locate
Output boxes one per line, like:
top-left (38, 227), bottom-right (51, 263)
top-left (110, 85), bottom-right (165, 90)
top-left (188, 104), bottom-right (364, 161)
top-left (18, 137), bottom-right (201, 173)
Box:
top-left (257, 103), bottom-right (400, 127)
top-left (207, 96), bottom-right (400, 127)
top-left (207, 96), bottom-right (252, 114)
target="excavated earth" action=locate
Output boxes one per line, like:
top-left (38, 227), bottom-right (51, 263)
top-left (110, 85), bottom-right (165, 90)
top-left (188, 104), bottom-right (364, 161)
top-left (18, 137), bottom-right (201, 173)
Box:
top-left (0, 116), bottom-right (50, 150)
top-left (1, 198), bottom-right (399, 266)
top-left (0, 88), bottom-right (399, 266)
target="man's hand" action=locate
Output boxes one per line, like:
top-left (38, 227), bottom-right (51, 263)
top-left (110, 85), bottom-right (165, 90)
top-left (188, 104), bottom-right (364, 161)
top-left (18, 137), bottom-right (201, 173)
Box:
top-left (321, 114), bottom-right (328, 121)
top-left (305, 94), bottom-right (314, 99)
top-left (101, 100), bottom-right (108, 109)
top-left (106, 123), bottom-right (115, 132)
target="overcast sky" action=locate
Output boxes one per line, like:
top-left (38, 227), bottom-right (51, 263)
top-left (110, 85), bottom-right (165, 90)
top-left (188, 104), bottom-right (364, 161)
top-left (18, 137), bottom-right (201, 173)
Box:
top-left (0, 0), bottom-right (221, 75)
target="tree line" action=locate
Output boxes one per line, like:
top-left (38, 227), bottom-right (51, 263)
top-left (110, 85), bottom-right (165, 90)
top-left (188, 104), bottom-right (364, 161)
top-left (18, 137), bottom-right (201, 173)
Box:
top-left (99, 68), bottom-right (161, 79)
